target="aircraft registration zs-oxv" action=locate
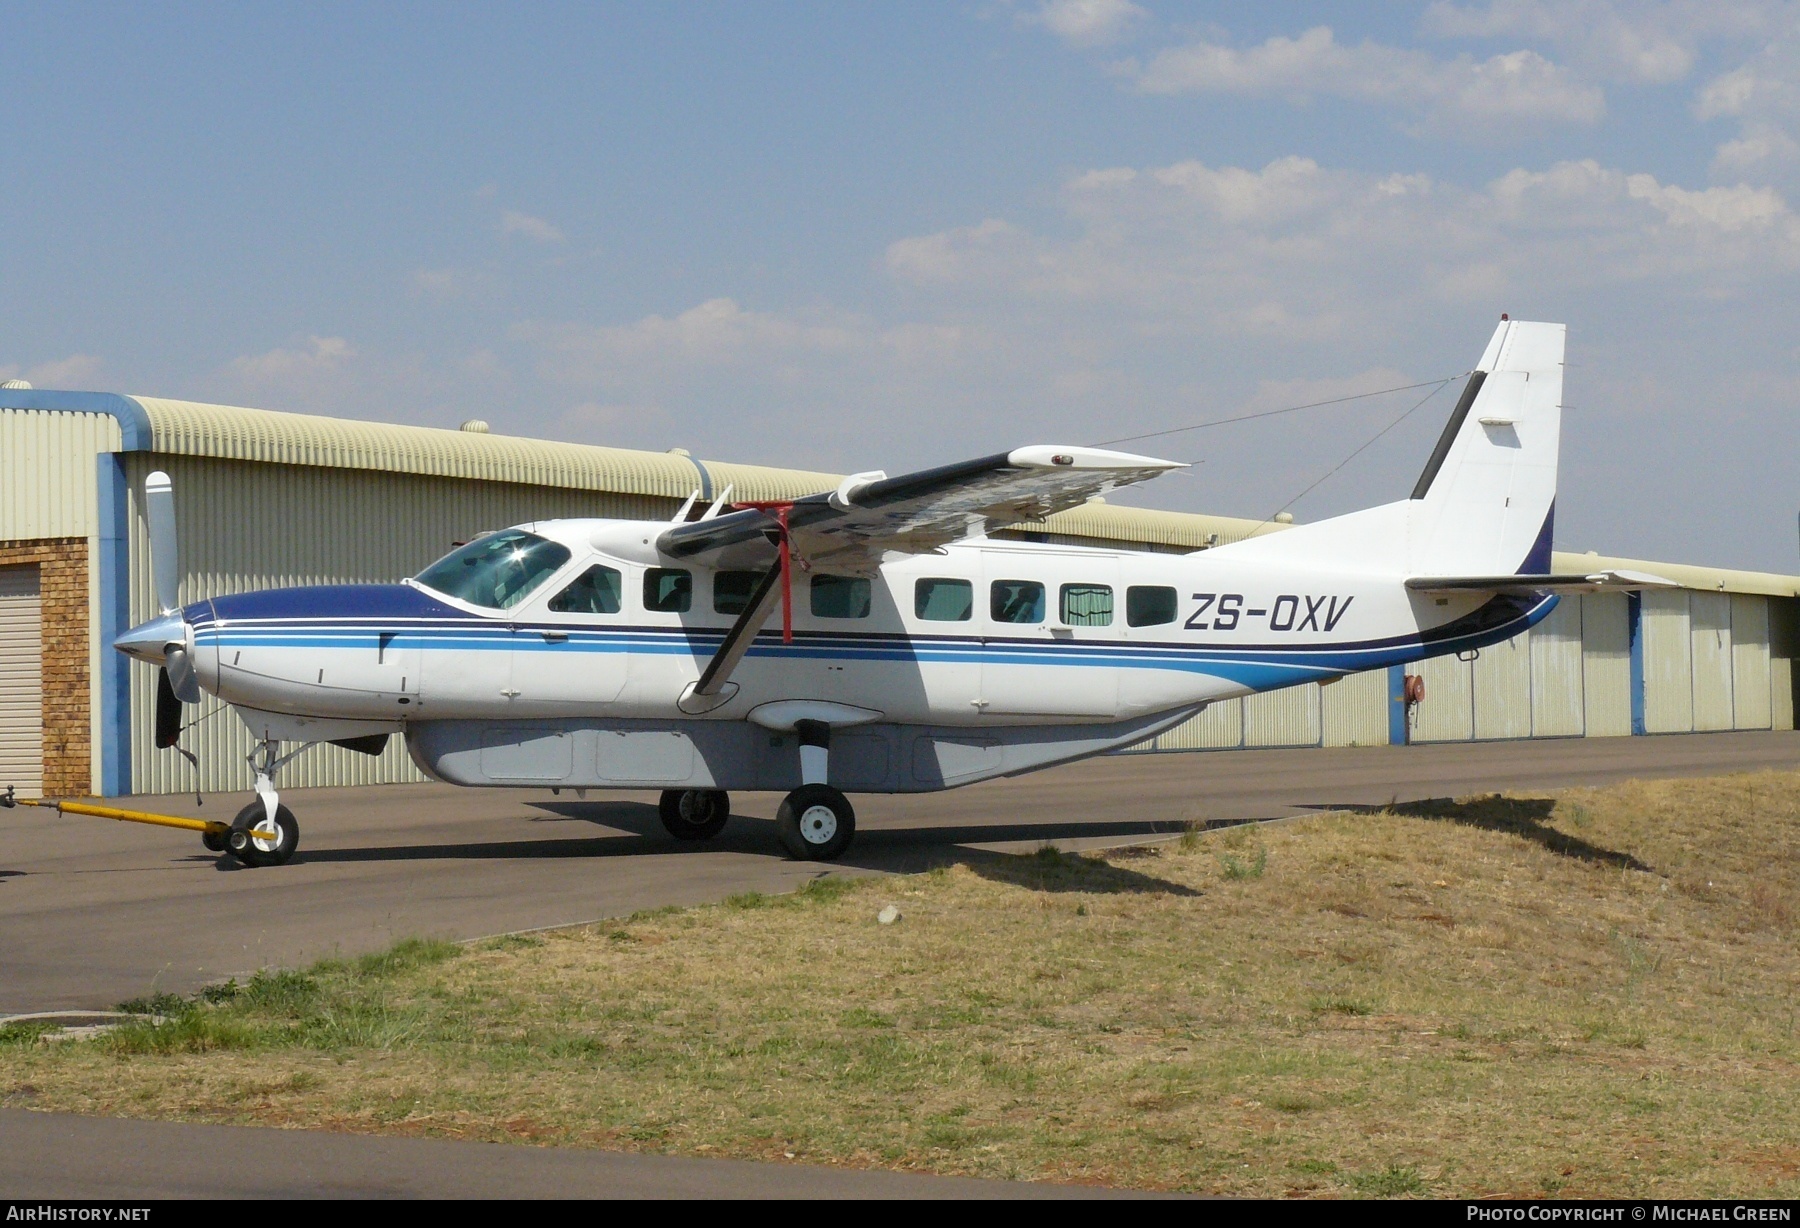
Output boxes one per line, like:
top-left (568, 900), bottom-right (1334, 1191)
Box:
top-left (113, 319), bottom-right (1665, 866)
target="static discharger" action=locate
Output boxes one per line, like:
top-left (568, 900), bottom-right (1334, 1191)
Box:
top-left (0, 786), bottom-right (277, 842)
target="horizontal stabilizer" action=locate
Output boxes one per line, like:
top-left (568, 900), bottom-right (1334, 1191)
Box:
top-left (1406, 569), bottom-right (1676, 595)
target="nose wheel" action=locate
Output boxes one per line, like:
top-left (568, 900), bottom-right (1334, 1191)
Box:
top-left (776, 784), bottom-right (855, 861)
top-left (225, 800), bottom-right (299, 866)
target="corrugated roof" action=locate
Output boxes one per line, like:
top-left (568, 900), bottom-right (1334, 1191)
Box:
top-left (1551, 551), bottom-right (1799, 598)
top-left (132, 397), bottom-right (708, 500)
top-left (1018, 501), bottom-right (1289, 550)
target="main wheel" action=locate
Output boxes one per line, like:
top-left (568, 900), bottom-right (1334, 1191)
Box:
top-left (227, 801), bottom-right (299, 867)
top-left (658, 789), bottom-right (730, 841)
top-left (775, 784), bottom-right (855, 861)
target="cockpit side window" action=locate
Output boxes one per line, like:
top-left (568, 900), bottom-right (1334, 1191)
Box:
top-left (549, 564), bottom-right (623, 615)
top-left (415, 530), bottom-right (572, 610)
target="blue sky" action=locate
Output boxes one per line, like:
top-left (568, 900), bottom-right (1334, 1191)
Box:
top-left (3, 2), bottom-right (1797, 570)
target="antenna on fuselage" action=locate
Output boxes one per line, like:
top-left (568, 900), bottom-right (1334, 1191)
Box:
top-left (671, 489), bottom-right (701, 523)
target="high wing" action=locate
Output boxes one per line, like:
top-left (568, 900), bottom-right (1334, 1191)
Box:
top-left (658, 445), bottom-right (1185, 574)
top-left (1405, 569), bottom-right (1676, 596)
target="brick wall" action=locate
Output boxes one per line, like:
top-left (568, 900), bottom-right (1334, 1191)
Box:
top-left (0, 538), bottom-right (89, 796)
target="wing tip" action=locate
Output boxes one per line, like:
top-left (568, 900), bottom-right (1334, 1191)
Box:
top-left (1006, 445), bottom-right (1185, 471)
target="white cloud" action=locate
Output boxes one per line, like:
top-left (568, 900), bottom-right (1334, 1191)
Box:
top-left (1692, 26), bottom-right (1800, 181)
top-left (1023, 0), bottom-right (1145, 48)
top-left (412, 267), bottom-right (477, 301)
top-left (892, 154), bottom-right (1800, 321)
top-left (1424, 1), bottom-right (1779, 84)
top-left (10, 354), bottom-right (105, 388)
top-left (500, 210), bottom-right (565, 243)
top-left (226, 336), bottom-right (357, 385)
top-left (1126, 26), bottom-right (1605, 130)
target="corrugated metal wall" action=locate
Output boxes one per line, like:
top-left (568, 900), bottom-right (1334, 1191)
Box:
top-left (1245, 684), bottom-right (1321, 747)
top-left (1582, 593), bottom-right (1632, 737)
top-left (1413, 652), bottom-right (1475, 742)
top-left (1321, 668), bottom-right (1389, 747)
top-left (1642, 590), bottom-right (1694, 733)
top-left (0, 410), bottom-right (118, 540)
top-left (1730, 594), bottom-right (1771, 729)
top-left (1689, 592), bottom-right (1734, 731)
top-left (1529, 597), bottom-right (1585, 736)
top-left (124, 454), bottom-right (681, 794)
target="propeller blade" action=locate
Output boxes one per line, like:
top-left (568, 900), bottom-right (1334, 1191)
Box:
top-left (154, 670), bottom-right (183, 749)
top-left (145, 471), bottom-right (180, 615)
top-left (165, 644), bottom-right (201, 704)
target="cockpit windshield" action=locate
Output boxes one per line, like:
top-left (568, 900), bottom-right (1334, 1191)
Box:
top-left (414, 529), bottom-right (572, 610)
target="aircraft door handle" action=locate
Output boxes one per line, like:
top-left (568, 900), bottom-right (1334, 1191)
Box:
top-left (542, 631), bottom-right (568, 642)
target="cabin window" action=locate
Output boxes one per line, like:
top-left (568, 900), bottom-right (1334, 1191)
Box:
top-left (990, 580), bottom-right (1045, 624)
top-left (1060, 584), bottom-right (1113, 627)
top-left (915, 577), bottom-right (973, 621)
top-left (1127, 585), bottom-right (1179, 627)
top-left (415, 529), bottom-right (572, 610)
top-left (714, 571), bottom-right (764, 615)
top-left (548, 564), bottom-right (623, 615)
top-left (810, 574), bottom-right (872, 619)
top-left (644, 568), bottom-right (692, 613)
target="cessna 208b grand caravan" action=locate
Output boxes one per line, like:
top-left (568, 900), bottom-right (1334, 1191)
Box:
top-left (103, 318), bottom-right (1662, 865)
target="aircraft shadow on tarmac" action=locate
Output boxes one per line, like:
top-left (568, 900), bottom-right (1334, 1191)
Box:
top-left (1313, 795), bottom-right (1653, 873)
top-left (250, 799), bottom-right (1219, 895)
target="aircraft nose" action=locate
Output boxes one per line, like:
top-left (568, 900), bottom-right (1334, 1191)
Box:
top-left (113, 611), bottom-right (187, 664)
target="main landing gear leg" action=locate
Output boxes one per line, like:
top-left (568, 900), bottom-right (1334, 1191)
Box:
top-left (223, 737), bottom-right (303, 867)
top-left (776, 719), bottom-right (855, 861)
top-left (658, 789), bottom-right (731, 841)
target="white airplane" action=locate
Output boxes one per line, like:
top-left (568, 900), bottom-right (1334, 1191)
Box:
top-left (109, 319), bottom-right (1663, 865)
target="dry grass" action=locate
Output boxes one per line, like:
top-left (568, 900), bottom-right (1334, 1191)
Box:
top-left (4, 769), bottom-right (1799, 1197)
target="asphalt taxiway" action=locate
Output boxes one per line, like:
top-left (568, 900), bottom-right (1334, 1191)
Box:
top-left (1, 731), bottom-right (1793, 1015)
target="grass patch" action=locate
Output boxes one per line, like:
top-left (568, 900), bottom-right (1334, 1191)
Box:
top-left (3, 770), bottom-right (1798, 1197)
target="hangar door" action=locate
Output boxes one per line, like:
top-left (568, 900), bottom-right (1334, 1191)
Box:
top-left (0, 566), bottom-right (43, 797)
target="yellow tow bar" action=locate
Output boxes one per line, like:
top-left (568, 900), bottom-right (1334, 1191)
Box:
top-left (0, 790), bottom-right (276, 842)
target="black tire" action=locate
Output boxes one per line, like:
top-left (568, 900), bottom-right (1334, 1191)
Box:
top-left (658, 789), bottom-right (730, 841)
top-left (775, 784), bottom-right (855, 861)
top-left (228, 801), bottom-right (299, 867)
top-left (201, 828), bottom-right (227, 853)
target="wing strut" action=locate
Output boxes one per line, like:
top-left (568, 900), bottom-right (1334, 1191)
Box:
top-left (740, 501), bottom-right (795, 645)
top-left (677, 503), bottom-right (797, 714)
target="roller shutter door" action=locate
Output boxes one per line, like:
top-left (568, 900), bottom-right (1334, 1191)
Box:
top-left (0, 566), bottom-right (43, 798)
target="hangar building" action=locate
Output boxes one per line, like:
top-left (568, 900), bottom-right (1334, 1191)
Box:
top-left (1, 382), bottom-right (1794, 799)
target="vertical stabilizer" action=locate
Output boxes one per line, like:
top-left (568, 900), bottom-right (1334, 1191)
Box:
top-left (1409, 319), bottom-right (1563, 577)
